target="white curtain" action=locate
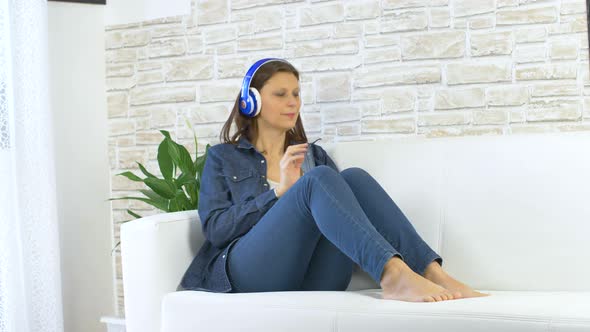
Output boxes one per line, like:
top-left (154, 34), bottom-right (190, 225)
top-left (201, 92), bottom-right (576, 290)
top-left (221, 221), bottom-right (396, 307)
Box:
top-left (0, 0), bottom-right (64, 331)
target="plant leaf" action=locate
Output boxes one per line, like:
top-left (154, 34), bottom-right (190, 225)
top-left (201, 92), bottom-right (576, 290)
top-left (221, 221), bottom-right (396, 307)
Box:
top-left (176, 142), bottom-right (196, 176)
top-left (175, 172), bottom-right (197, 188)
top-left (108, 196), bottom-right (132, 201)
top-left (137, 162), bottom-right (157, 179)
top-left (158, 138), bottom-right (173, 180)
top-left (169, 198), bottom-right (180, 211)
top-left (139, 189), bottom-right (168, 203)
top-left (111, 241), bottom-right (120, 255)
top-left (160, 130), bottom-right (172, 140)
top-left (111, 196), bottom-right (169, 212)
top-left (184, 117), bottom-right (199, 164)
top-left (166, 138), bottom-right (181, 170)
top-left (184, 182), bottom-right (198, 207)
top-left (172, 189), bottom-right (190, 211)
top-left (127, 209), bottom-right (142, 219)
top-left (144, 177), bottom-right (177, 199)
top-left (116, 171), bottom-right (143, 182)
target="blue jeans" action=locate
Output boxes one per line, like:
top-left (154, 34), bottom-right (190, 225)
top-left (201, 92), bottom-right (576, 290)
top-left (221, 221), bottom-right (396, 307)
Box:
top-left (226, 166), bottom-right (443, 293)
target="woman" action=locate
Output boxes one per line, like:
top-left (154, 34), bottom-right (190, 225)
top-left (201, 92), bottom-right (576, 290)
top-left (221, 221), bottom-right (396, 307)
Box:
top-left (180, 58), bottom-right (490, 302)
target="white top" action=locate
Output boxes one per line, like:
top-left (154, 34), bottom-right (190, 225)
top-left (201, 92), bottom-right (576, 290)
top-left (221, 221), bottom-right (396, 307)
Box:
top-left (267, 178), bottom-right (280, 189)
top-left (267, 171), bottom-right (305, 191)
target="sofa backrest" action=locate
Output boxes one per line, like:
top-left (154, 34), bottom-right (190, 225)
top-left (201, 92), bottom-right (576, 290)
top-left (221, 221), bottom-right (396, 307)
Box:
top-left (322, 132), bottom-right (590, 292)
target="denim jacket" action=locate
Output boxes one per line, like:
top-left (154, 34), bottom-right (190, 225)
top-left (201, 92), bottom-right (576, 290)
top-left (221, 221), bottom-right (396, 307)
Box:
top-left (179, 135), bottom-right (339, 293)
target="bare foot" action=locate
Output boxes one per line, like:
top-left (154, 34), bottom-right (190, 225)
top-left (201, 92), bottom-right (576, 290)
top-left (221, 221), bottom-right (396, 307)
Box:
top-left (423, 262), bottom-right (490, 299)
top-left (380, 256), bottom-right (461, 302)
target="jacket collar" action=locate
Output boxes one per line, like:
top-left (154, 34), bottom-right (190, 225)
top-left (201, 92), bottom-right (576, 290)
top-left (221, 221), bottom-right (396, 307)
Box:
top-left (237, 135), bottom-right (300, 151)
top-left (237, 135), bottom-right (255, 150)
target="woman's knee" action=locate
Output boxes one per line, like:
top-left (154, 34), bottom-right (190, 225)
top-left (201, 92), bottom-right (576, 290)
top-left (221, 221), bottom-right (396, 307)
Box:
top-left (305, 166), bottom-right (345, 188)
top-left (340, 167), bottom-right (368, 180)
top-left (306, 165), bottom-right (368, 185)
top-left (307, 164), bottom-right (337, 176)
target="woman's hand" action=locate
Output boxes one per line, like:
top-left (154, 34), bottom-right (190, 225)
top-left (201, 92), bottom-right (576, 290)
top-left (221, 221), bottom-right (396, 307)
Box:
top-left (275, 143), bottom-right (308, 197)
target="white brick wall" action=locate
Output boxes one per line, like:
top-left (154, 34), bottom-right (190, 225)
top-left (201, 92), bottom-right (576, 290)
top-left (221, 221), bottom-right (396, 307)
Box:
top-left (105, 0), bottom-right (590, 315)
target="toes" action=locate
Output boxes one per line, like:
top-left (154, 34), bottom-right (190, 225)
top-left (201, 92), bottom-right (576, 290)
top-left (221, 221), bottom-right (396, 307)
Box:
top-left (453, 291), bottom-right (463, 299)
top-left (437, 292), bottom-right (457, 301)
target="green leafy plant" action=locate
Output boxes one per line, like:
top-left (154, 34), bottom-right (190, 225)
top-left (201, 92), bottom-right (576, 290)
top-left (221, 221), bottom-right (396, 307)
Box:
top-left (108, 120), bottom-right (210, 253)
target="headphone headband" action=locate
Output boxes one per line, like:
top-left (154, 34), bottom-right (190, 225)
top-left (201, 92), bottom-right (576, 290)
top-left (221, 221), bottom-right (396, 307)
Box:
top-left (239, 58), bottom-right (291, 117)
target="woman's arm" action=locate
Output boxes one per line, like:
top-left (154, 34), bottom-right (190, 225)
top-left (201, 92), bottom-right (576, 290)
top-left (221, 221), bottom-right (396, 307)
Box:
top-left (198, 146), bottom-right (278, 249)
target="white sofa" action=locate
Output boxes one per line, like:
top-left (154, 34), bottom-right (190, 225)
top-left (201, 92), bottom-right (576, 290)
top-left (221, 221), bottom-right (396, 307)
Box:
top-left (121, 132), bottom-right (590, 332)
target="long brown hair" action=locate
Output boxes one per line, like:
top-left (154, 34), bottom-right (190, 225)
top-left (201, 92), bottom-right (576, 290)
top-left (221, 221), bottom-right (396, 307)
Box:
top-left (219, 60), bottom-right (308, 153)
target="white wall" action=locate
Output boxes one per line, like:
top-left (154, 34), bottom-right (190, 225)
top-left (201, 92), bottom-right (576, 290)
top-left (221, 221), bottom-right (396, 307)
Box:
top-left (48, 2), bottom-right (114, 332)
top-left (105, 0), bottom-right (190, 26)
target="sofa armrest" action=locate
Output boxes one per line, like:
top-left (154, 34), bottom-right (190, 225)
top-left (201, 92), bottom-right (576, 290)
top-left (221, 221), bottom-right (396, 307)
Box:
top-left (120, 210), bottom-right (202, 332)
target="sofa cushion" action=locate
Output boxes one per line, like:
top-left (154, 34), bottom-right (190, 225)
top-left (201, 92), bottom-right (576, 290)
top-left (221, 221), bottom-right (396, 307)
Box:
top-left (161, 289), bottom-right (590, 332)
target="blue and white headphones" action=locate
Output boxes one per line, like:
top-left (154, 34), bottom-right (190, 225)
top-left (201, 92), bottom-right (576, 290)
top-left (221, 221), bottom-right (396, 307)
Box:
top-left (239, 57), bottom-right (293, 118)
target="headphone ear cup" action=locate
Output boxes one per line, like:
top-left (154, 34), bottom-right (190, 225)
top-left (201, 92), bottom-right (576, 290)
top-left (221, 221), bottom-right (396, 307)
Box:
top-left (249, 88), bottom-right (262, 117)
top-left (240, 89), bottom-right (255, 117)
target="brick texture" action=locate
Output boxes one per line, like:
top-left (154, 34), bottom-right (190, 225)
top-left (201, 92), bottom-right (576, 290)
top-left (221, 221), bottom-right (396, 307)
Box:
top-left (105, 0), bottom-right (590, 315)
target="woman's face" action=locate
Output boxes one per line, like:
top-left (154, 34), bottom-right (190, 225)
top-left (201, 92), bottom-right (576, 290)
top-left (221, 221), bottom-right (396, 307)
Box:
top-left (257, 71), bottom-right (301, 131)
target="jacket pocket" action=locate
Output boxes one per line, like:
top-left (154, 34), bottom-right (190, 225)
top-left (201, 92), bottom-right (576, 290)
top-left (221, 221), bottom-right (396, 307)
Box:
top-left (222, 168), bottom-right (257, 202)
top-left (223, 168), bottom-right (254, 182)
